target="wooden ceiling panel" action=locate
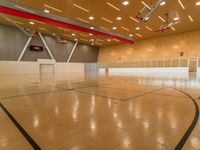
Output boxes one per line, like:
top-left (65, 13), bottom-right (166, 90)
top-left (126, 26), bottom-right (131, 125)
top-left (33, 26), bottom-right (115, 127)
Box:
top-left (1, 0), bottom-right (200, 46)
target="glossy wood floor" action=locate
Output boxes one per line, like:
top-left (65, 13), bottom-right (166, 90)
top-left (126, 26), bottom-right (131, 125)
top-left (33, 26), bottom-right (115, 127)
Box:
top-left (0, 72), bottom-right (200, 150)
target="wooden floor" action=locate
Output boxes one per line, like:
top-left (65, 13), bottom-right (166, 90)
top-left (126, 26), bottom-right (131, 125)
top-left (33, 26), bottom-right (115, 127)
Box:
top-left (0, 73), bottom-right (200, 150)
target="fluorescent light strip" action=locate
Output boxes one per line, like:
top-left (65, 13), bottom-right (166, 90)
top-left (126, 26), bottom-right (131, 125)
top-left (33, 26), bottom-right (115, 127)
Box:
top-left (57, 27), bottom-right (69, 31)
top-left (95, 42), bottom-right (102, 45)
top-left (43, 4), bottom-right (63, 12)
top-left (15, 5), bottom-right (35, 13)
top-left (38, 27), bottom-right (49, 31)
top-left (73, 4), bottom-right (90, 12)
top-left (76, 17), bottom-right (90, 23)
top-left (121, 26), bottom-right (130, 31)
top-left (63, 34), bottom-right (72, 37)
top-left (113, 39), bottom-right (120, 42)
top-left (171, 27), bottom-right (175, 31)
top-left (80, 38), bottom-right (88, 42)
top-left (15, 21), bottom-right (23, 25)
top-left (101, 17), bottom-right (113, 23)
top-left (178, 0), bottom-right (185, 9)
top-left (145, 26), bottom-right (152, 31)
top-left (80, 33), bottom-right (89, 37)
top-left (30, 19), bottom-right (44, 24)
top-left (129, 16), bottom-right (139, 23)
top-left (158, 16), bottom-right (166, 22)
top-left (100, 26), bottom-right (109, 31)
top-left (188, 15), bottom-right (194, 22)
top-left (106, 2), bottom-right (120, 11)
top-left (141, 1), bottom-right (151, 10)
top-left (136, 33), bottom-right (143, 37)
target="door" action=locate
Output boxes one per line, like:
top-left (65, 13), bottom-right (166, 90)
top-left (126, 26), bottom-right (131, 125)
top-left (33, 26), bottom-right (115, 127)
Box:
top-left (188, 58), bottom-right (198, 72)
top-left (40, 64), bottom-right (54, 74)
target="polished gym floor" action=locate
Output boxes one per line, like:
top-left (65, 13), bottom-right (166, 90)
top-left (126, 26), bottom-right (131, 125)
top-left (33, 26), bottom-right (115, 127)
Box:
top-left (0, 73), bottom-right (200, 150)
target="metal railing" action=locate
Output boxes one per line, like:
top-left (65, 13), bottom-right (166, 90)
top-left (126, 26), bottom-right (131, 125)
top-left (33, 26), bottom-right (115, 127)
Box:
top-left (99, 57), bottom-right (200, 68)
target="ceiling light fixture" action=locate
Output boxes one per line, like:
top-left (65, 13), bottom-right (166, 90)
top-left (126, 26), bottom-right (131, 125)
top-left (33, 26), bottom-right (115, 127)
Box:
top-left (171, 27), bottom-right (176, 31)
top-left (145, 26), bottom-right (153, 31)
top-left (76, 17), bottom-right (90, 23)
top-left (89, 16), bottom-right (94, 20)
top-left (15, 5), bottom-right (35, 14)
top-left (160, 1), bottom-right (166, 6)
top-left (196, 1), bottom-right (200, 6)
top-left (116, 17), bottom-right (122, 20)
top-left (178, 0), bottom-right (185, 9)
top-left (73, 4), bottom-right (90, 12)
top-left (121, 27), bottom-right (130, 31)
top-left (141, 1), bottom-right (151, 10)
top-left (136, 33), bottom-right (143, 37)
top-left (173, 17), bottom-right (180, 21)
top-left (29, 21), bottom-right (35, 25)
top-left (188, 15), bottom-right (194, 22)
top-left (101, 17), bottom-right (113, 23)
top-left (106, 2), bottom-right (120, 11)
top-left (90, 27), bottom-right (94, 29)
top-left (112, 27), bottom-right (117, 30)
top-left (130, 16), bottom-right (139, 23)
top-left (107, 39), bottom-right (111, 42)
top-left (122, 0), bottom-right (129, 6)
top-left (43, 4), bottom-right (63, 12)
top-left (158, 16), bottom-right (166, 22)
top-left (129, 34), bottom-right (133, 37)
top-left (72, 33), bottom-right (76, 36)
top-left (89, 33), bottom-right (93, 36)
top-left (44, 9), bottom-right (50, 13)
top-left (135, 27), bottom-right (140, 30)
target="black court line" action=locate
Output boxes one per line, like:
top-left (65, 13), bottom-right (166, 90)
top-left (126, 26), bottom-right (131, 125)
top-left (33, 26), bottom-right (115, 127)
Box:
top-left (73, 90), bottom-right (121, 101)
top-left (122, 87), bottom-right (165, 101)
top-left (0, 103), bottom-right (41, 150)
top-left (172, 88), bottom-right (199, 150)
top-left (0, 89), bottom-right (64, 100)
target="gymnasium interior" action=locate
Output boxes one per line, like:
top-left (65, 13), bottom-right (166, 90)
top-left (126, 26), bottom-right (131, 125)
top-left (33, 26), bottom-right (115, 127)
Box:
top-left (0, 0), bottom-right (200, 149)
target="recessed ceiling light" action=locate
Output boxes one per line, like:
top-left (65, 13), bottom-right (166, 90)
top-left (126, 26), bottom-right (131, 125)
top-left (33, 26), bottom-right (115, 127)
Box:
top-left (44, 9), bottom-right (50, 13)
top-left (76, 17), bottom-right (90, 23)
top-left (160, 1), bottom-right (166, 6)
top-left (116, 17), bottom-right (122, 20)
top-left (196, 1), bottom-right (200, 6)
top-left (74, 39), bottom-right (78, 41)
top-left (135, 27), bottom-right (140, 30)
top-left (107, 39), bottom-right (111, 42)
top-left (89, 33), bottom-right (93, 36)
top-left (72, 33), bottom-right (76, 36)
top-left (29, 21), bottom-right (35, 25)
top-left (112, 27), bottom-right (117, 30)
top-left (90, 27), bottom-right (94, 29)
top-left (129, 34), bottom-right (133, 37)
top-left (121, 26), bottom-right (130, 31)
top-left (173, 17), bottom-right (180, 21)
top-left (89, 16), bottom-right (94, 20)
top-left (122, 0), bottom-right (129, 6)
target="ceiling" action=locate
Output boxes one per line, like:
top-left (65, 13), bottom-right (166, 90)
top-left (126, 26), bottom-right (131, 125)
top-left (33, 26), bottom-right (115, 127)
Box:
top-left (1, 0), bottom-right (200, 47)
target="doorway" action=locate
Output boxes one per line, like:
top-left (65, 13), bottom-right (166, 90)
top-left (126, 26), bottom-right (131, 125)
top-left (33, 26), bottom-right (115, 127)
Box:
top-left (188, 58), bottom-right (198, 72)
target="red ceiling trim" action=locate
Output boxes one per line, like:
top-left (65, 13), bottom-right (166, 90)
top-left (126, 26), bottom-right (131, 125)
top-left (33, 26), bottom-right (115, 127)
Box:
top-left (0, 6), bottom-right (134, 44)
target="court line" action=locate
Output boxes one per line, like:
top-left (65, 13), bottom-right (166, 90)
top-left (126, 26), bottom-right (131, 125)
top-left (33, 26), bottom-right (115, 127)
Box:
top-left (0, 103), bottom-right (41, 150)
top-left (172, 88), bottom-right (199, 150)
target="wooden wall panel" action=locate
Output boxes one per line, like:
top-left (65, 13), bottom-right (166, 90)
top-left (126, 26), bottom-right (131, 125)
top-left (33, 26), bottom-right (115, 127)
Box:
top-left (98, 30), bottom-right (200, 62)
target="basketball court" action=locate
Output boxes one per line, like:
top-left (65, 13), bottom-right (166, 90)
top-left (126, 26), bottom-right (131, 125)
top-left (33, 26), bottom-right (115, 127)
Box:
top-left (0, 0), bottom-right (200, 150)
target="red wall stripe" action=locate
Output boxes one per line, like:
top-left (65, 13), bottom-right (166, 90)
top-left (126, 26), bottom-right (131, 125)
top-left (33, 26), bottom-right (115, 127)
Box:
top-left (0, 6), bottom-right (134, 44)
